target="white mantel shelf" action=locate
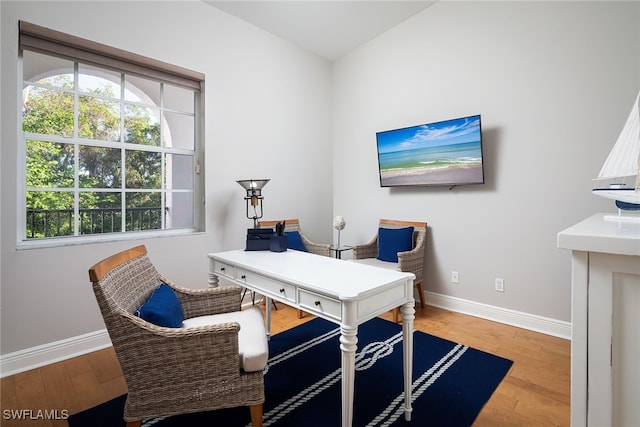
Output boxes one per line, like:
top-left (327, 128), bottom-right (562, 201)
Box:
top-left (557, 212), bottom-right (640, 255)
top-left (558, 212), bottom-right (640, 427)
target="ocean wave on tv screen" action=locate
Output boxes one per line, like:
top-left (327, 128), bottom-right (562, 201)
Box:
top-left (379, 141), bottom-right (481, 171)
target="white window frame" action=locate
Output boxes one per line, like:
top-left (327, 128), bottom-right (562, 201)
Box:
top-left (17, 21), bottom-right (205, 248)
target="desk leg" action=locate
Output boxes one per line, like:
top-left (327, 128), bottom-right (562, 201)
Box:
top-left (208, 272), bottom-right (219, 288)
top-left (340, 325), bottom-right (358, 427)
top-left (265, 296), bottom-right (272, 340)
top-left (401, 300), bottom-right (415, 421)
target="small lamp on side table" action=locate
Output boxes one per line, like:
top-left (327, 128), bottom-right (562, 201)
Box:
top-left (331, 216), bottom-right (352, 259)
top-left (333, 215), bottom-right (345, 247)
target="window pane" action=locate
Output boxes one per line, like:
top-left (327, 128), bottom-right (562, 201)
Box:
top-left (164, 83), bottom-right (194, 113)
top-left (163, 111), bottom-right (194, 149)
top-left (125, 104), bottom-right (160, 146)
top-left (125, 74), bottom-right (159, 104)
top-left (21, 46), bottom-right (201, 241)
top-left (165, 154), bottom-right (193, 190)
top-left (79, 146), bottom-right (122, 188)
top-left (126, 150), bottom-right (161, 189)
top-left (126, 192), bottom-right (161, 231)
top-left (78, 65), bottom-right (121, 99)
top-left (26, 140), bottom-right (74, 188)
top-left (166, 191), bottom-right (194, 229)
top-left (79, 94), bottom-right (120, 141)
top-left (23, 87), bottom-right (74, 137)
top-left (26, 191), bottom-right (74, 239)
top-left (23, 50), bottom-right (73, 87)
top-left (79, 192), bottom-right (122, 235)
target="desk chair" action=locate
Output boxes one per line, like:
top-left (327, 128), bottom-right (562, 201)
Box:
top-left (352, 219), bottom-right (427, 322)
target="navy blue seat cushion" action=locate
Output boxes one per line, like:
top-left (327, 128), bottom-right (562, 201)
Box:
top-left (135, 283), bottom-right (184, 328)
top-left (285, 230), bottom-right (307, 252)
top-left (377, 226), bottom-right (414, 263)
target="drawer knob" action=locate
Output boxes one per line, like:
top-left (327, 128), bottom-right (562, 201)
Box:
top-left (314, 300), bottom-right (321, 306)
top-left (220, 267), bottom-right (225, 271)
top-left (279, 288), bottom-right (285, 293)
top-left (241, 275), bottom-right (246, 279)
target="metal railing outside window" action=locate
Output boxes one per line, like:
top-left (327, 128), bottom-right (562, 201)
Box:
top-left (26, 207), bottom-right (163, 238)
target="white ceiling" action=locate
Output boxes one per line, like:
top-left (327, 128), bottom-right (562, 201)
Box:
top-left (205, 1), bottom-right (436, 61)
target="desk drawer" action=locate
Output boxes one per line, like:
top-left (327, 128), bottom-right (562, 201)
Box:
top-left (299, 289), bottom-right (341, 321)
top-left (236, 268), bottom-right (297, 303)
top-left (213, 260), bottom-right (235, 280)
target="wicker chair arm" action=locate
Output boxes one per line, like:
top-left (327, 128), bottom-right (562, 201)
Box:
top-left (162, 280), bottom-right (242, 319)
top-left (353, 236), bottom-right (378, 259)
top-left (124, 310), bottom-right (239, 335)
top-left (397, 247), bottom-right (423, 277)
top-left (302, 235), bottom-right (331, 257)
top-left (397, 230), bottom-right (425, 279)
top-left (116, 312), bottom-right (243, 384)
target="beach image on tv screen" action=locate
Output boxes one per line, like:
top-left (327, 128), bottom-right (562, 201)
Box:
top-left (376, 115), bottom-right (483, 187)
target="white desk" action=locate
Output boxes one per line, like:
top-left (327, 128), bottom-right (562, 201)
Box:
top-left (208, 249), bottom-right (416, 427)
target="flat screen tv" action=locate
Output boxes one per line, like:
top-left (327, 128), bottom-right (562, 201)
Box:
top-left (376, 114), bottom-right (484, 188)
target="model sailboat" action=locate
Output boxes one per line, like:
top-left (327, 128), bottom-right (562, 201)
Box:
top-left (592, 91), bottom-right (640, 219)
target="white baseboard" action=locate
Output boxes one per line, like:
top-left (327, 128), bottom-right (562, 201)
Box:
top-left (1, 293), bottom-right (571, 378)
top-left (423, 291), bottom-right (571, 340)
top-left (1, 329), bottom-right (112, 378)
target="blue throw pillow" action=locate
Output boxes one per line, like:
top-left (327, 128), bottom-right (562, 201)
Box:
top-left (285, 230), bottom-right (308, 252)
top-left (135, 283), bottom-right (184, 328)
top-left (377, 227), bottom-right (414, 263)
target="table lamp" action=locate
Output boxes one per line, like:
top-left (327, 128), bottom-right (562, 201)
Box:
top-left (237, 179), bottom-right (270, 229)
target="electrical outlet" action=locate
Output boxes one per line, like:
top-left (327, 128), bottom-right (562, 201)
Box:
top-left (495, 278), bottom-right (505, 292)
top-left (451, 271), bottom-right (459, 284)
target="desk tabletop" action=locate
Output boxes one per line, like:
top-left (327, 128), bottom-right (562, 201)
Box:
top-left (209, 249), bottom-right (415, 300)
top-left (557, 213), bottom-right (640, 256)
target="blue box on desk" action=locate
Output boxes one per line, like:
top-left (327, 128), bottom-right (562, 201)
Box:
top-left (270, 235), bottom-right (288, 252)
top-left (245, 228), bottom-right (273, 251)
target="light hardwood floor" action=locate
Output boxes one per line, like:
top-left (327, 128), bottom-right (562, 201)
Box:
top-left (0, 304), bottom-right (570, 426)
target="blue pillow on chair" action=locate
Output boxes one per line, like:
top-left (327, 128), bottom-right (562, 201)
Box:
top-left (285, 231), bottom-right (308, 252)
top-left (377, 227), bottom-right (414, 263)
top-left (135, 283), bottom-right (184, 328)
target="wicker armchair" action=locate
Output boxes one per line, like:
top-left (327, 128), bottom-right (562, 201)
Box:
top-left (258, 219), bottom-right (330, 256)
top-left (88, 245), bottom-right (266, 427)
top-left (352, 219), bottom-right (427, 322)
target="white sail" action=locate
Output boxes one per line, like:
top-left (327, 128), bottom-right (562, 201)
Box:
top-left (592, 91), bottom-right (640, 207)
top-left (597, 92), bottom-right (640, 180)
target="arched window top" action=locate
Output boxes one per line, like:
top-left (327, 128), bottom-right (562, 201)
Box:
top-left (22, 50), bottom-right (189, 149)
top-left (19, 20), bottom-right (203, 92)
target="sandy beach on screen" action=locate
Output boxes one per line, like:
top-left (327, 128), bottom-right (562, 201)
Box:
top-left (381, 164), bottom-right (483, 186)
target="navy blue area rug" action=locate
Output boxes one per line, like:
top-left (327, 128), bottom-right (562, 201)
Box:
top-left (69, 317), bottom-right (512, 427)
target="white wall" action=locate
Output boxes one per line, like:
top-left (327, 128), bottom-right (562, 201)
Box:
top-left (2, 0), bottom-right (638, 370)
top-left (332, 1), bottom-right (640, 323)
top-left (0, 1), bottom-right (333, 357)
